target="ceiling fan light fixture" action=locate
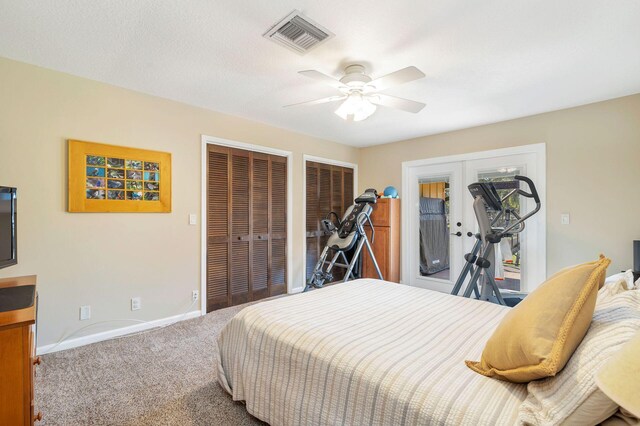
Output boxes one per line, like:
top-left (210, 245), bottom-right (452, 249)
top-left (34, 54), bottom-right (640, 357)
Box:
top-left (334, 93), bottom-right (377, 121)
top-left (290, 64), bottom-right (425, 119)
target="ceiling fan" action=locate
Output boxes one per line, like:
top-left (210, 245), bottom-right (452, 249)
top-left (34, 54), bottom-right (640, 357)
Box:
top-left (285, 64), bottom-right (426, 122)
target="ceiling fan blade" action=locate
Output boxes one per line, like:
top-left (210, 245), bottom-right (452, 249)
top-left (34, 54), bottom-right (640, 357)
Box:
top-left (283, 95), bottom-right (346, 108)
top-left (369, 94), bottom-right (426, 113)
top-left (298, 70), bottom-right (347, 90)
top-left (368, 66), bottom-right (425, 91)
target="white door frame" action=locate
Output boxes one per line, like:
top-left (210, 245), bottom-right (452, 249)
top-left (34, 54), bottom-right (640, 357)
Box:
top-left (401, 143), bottom-right (546, 288)
top-left (302, 155), bottom-right (358, 289)
top-left (201, 135), bottom-right (294, 314)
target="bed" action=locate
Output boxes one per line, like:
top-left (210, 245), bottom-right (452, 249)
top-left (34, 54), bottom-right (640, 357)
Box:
top-left (216, 279), bottom-right (529, 425)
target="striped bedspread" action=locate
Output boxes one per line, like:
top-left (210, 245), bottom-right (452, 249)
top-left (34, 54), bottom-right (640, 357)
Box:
top-left (216, 279), bottom-right (528, 425)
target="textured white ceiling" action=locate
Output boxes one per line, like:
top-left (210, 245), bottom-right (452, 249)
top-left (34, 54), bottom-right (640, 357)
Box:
top-left (0, 0), bottom-right (639, 147)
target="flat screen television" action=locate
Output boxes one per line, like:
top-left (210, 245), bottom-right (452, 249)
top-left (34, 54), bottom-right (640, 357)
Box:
top-left (0, 187), bottom-right (17, 269)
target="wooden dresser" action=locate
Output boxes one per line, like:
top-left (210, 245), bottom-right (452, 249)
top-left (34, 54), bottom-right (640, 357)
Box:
top-left (362, 198), bottom-right (400, 282)
top-left (0, 275), bottom-right (41, 425)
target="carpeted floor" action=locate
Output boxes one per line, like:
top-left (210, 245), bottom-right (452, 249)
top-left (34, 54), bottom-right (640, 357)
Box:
top-left (35, 303), bottom-right (264, 425)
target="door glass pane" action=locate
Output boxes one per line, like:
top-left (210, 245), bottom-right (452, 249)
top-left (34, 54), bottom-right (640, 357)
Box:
top-left (477, 167), bottom-right (522, 291)
top-left (418, 176), bottom-right (450, 280)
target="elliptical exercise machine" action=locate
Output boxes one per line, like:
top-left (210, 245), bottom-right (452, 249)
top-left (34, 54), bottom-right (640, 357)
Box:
top-left (451, 175), bottom-right (541, 305)
top-left (304, 188), bottom-right (383, 291)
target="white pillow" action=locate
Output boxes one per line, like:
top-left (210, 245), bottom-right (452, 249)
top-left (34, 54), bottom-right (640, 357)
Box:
top-left (517, 288), bottom-right (640, 426)
top-left (599, 270), bottom-right (638, 300)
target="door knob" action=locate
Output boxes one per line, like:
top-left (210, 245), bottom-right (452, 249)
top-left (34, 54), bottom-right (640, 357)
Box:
top-left (451, 231), bottom-right (462, 237)
top-left (467, 232), bottom-right (474, 237)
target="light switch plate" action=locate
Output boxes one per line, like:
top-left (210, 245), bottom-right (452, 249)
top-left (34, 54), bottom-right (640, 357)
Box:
top-left (189, 213), bottom-right (197, 225)
top-left (561, 213), bottom-right (570, 225)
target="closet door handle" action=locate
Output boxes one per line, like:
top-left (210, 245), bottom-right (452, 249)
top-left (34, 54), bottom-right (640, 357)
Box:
top-left (451, 231), bottom-right (462, 237)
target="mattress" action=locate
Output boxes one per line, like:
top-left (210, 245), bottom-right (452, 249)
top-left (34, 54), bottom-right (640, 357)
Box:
top-left (216, 279), bottom-right (528, 426)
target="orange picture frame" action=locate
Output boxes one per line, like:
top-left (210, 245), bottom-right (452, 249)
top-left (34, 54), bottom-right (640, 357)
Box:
top-left (68, 140), bottom-right (171, 212)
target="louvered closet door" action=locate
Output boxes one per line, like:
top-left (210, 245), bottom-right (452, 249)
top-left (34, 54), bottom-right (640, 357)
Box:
top-left (305, 161), bottom-right (355, 282)
top-left (305, 164), bottom-right (319, 278)
top-left (206, 146), bottom-right (230, 311)
top-left (230, 149), bottom-right (251, 306)
top-left (206, 144), bottom-right (288, 312)
top-left (343, 168), bottom-right (354, 212)
top-left (270, 156), bottom-right (287, 296)
top-left (330, 167), bottom-right (346, 280)
top-left (252, 153), bottom-right (270, 301)
top-left (318, 164), bottom-right (332, 254)
top-left (341, 168), bottom-right (355, 280)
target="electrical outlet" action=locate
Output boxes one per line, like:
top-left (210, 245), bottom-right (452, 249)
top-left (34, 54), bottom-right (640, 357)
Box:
top-left (131, 297), bottom-right (141, 311)
top-left (192, 290), bottom-right (199, 302)
top-left (80, 305), bottom-right (91, 321)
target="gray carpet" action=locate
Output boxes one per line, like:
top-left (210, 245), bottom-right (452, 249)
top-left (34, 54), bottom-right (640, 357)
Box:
top-left (35, 303), bottom-right (264, 425)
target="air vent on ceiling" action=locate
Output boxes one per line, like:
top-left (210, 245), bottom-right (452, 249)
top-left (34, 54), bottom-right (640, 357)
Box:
top-left (263, 10), bottom-right (334, 55)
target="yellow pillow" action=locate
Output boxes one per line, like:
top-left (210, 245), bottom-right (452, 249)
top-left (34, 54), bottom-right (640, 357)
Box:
top-left (466, 255), bottom-right (611, 383)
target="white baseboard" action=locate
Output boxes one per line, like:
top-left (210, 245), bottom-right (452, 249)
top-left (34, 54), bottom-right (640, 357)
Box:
top-left (37, 310), bottom-right (202, 355)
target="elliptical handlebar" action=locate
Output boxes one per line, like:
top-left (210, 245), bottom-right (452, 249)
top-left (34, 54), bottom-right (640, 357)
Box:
top-left (514, 175), bottom-right (540, 203)
top-left (502, 175), bottom-right (541, 235)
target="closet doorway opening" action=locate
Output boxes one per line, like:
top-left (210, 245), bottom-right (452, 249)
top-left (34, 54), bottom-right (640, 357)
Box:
top-left (402, 144), bottom-right (546, 294)
top-left (201, 136), bottom-right (292, 313)
top-left (303, 156), bottom-right (357, 284)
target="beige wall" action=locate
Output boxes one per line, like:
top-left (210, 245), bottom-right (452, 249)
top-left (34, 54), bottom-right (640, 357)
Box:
top-left (2, 54), bottom-right (638, 348)
top-left (359, 94), bottom-right (640, 277)
top-left (0, 57), bottom-right (359, 347)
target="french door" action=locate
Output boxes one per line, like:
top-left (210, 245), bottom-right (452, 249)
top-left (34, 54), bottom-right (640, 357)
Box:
top-left (405, 162), bottom-right (464, 293)
top-left (403, 146), bottom-right (545, 294)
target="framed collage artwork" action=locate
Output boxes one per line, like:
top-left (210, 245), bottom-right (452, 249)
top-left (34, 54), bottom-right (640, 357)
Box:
top-left (68, 140), bottom-right (171, 212)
